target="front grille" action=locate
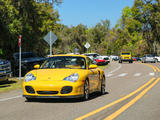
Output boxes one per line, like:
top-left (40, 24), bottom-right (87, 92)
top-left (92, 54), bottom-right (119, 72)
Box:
top-left (0, 63), bottom-right (11, 73)
top-left (37, 91), bottom-right (58, 95)
top-left (0, 74), bottom-right (7, 78)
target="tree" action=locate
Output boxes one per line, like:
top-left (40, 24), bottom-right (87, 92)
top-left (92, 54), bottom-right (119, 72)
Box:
top-left (0, 0), bottom-right (61, 58)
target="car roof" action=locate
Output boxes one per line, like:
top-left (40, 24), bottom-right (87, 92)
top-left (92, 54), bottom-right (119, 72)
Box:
top-left (50, 54), bottom-right (86, 58)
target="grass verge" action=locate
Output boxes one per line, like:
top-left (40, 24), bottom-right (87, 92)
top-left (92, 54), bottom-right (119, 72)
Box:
top-left (0, 77), bottom-right (23, 93)
top-left (98, 64), bottom-right (108, 70)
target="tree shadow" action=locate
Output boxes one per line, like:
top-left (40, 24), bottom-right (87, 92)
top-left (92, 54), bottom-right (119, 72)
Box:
top-left (0, 80), bottom-right (17, 88)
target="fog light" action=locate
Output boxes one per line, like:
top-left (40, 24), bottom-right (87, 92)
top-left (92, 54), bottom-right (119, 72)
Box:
top-left (25, 86), bottom-right (35, 94)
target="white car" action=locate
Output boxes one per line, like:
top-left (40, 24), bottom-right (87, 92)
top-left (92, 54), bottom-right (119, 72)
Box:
top-left (154, 56), bottom-right (160, 62)
top-left (84, 53), bottom-right (109, 62)
top-left (109, 55), bottom-right (119, 61)
top-left (142, 54), bottom-right (156, 63)
top-left (83, 53), bottom-right (100, 60)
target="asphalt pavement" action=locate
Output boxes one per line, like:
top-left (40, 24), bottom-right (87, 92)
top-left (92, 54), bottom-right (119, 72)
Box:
top-left (0, 61), bottom-right (160, 120)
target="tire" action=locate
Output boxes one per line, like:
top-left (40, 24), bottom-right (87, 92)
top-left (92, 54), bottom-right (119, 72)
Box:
top-left (83, 80), bottom-right (89, 100)
top-left (119, 60), bottom-right (122, 63)
top-left (101, 76), bottom-right (105, 95)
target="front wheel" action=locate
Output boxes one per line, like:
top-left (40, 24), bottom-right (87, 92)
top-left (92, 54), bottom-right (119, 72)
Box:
top-left (83, 80), bottom-right (89, 100)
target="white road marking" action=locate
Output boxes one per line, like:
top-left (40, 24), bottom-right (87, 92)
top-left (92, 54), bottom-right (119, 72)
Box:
top-left (106, 74), bottom-right (113, 77)
top-left (108, 64), bottom-right (122, 74)
top-left (118, 73), bottom-right (127, 77)
top-left (149, 72), bottom-right (155, 76)
top-left (134, 73), bottom-right (141, 77)
top-left (0, 95), bottom-right (21, 102)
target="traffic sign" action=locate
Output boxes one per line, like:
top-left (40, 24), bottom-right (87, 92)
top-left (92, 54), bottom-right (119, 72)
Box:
top-left (84, 42), bottom-right (90, 49)
top-left (44, 31), bottom-right (57, 55)
top-left (44, 31), bottom-right (57, 45)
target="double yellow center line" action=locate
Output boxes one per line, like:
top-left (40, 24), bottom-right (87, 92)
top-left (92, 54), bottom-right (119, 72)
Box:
top-left (140, 63), bottom-right (160, 72)
top-left (76, 63), bottom-right (160, 120)
top-left (76, 77), bottom-right (160, 120)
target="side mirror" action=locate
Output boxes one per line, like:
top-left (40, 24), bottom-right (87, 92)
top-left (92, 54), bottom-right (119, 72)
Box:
top-left (89, 64), bottom-right (98, 69)
top-left (34, 64), bottom-right (40, 69)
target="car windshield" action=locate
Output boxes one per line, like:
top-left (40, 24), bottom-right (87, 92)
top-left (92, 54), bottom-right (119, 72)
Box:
top-left (146, 54), bottom-right (153, 57)
top-left (121, 53), bottom-right (130, 55)
top-left (41, 56), bottom-right (86, 69)
top-left (96, 56), bottom-right (103, 59)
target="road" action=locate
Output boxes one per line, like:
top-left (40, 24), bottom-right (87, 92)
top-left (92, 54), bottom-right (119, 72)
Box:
top-left (0, 61), bottom-right (160, 120)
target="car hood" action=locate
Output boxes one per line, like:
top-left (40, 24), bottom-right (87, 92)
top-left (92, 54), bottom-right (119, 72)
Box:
top-left (32, 69), bottom-right (84, 81)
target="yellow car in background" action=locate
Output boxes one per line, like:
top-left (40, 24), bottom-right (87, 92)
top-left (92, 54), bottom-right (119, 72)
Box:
top-left (23, 54), bottom-right (106, 101)
top-left (119, 52), bottom-right (133, 63)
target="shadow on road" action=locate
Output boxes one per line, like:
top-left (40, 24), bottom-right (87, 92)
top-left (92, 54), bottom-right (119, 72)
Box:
top-left (0, 80), bottom-right (17, 88)
top-left (25, 92), bottom-right (109, 103)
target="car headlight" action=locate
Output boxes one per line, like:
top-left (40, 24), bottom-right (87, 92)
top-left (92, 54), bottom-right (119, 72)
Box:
top-left (63, 73), bottom-right (79, 82)
top-left (25, 73), bottom-right (36, 82)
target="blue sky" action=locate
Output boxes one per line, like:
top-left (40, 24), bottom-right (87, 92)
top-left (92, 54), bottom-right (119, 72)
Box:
top-left (55, 0), bottom-right (135, 28)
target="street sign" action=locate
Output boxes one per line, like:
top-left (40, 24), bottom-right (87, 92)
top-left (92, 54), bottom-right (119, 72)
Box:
top-left (84, 42), bottom-right (90, 49)
top-left (44, 31), bottom-right (57, 55)
top-left (44, 31), bottom-right (57, 45)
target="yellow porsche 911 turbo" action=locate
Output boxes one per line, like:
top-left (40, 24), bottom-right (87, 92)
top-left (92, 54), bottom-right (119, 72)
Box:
top-left (23, 54), bottom-right (106, 101)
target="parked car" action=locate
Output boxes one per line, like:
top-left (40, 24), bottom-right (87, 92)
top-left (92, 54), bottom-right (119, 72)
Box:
top-left (0, 59), bottom-right (12, 82)
top-left (84, 53), bottom-right (100, 61)
top-left (109, 55), bottom-right (119, 61)
top-left (132, 57), bottom-right (141, 61)
top-left (84, 53), bottom-right (109, 62)
top-left (23, 54), bottom-right (106, 101)
top-left (154, 56), bottom-right (160, 62)
top-left (119, 52), bottom-right (133, 63)
top-left (11, 52), bottom-right (46, 76)
top-left (141, 54), bottom-right (156, 63)
top-left (94, 56), bottom-right (108, 65)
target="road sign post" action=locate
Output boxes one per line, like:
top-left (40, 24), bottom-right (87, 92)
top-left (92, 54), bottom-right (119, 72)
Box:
top-left (84, 42), bottom-right (90, 53)
top-left (19, 35), bottom-right (21, 80)
top-left (50, 31), bottom-right (52, 55)
top-left (44, 31), bottom-right (57, 56)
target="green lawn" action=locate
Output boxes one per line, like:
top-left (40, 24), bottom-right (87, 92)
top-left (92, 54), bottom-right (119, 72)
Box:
top-left (98, 64), bottom-right (108, 70)
top-left (0, 78), bottom-right (23, 93)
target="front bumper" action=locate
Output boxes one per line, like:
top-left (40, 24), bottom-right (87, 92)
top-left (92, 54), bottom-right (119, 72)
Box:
top-left (97, 62), bottom-right (107, 65)
top-left (23, 94), bottom-right (83, 99)
top-left (0, 75), bottom-right (8, 82)
top-left (120, 59), bottom-right (132, 62)
top-left (23, 80), bottom-right (84, 98)
top-left (144, 59), bottom-right (155, 62)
